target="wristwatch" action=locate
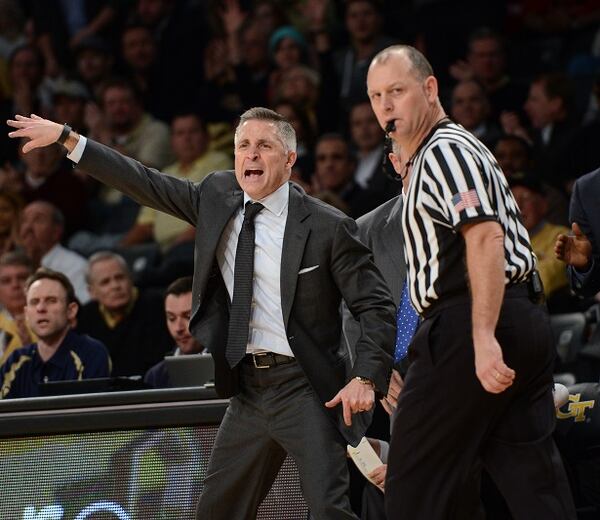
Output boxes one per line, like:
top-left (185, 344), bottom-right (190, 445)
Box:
top-left (354, 376), bottom-right (374, 387)
top-left (56, 124), bottom-right (72, 146)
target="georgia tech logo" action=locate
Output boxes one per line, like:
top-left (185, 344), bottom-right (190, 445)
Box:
top-left (556, 393), bottom-right (595, 423)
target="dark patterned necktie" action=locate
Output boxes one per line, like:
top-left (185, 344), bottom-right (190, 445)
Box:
top-left (226, 201), bottom-right (264, 368)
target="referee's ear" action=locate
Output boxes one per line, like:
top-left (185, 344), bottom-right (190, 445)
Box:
top-left (389, 152), bottom-right (402, 174)
top-left (424, 75), bottom-right (438, 103)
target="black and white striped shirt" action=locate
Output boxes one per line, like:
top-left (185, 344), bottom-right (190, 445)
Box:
top-left (402, 121), bottom-right (536, 315)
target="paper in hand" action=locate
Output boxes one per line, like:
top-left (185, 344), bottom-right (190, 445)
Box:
top-left (347, 437), bottom-right (384, 486)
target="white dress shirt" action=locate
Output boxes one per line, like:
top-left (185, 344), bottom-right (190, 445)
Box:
top-left (355, 146), bottom-right (383, 189)
top-left (216, 182), bottom-right (293, 357)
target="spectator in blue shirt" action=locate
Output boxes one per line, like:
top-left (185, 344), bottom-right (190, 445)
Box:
top-left (0, 267), bottom-right (110, 399)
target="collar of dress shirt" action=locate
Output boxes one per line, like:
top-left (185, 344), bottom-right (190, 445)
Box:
top-left (243, 181), bottom-right (289, 217)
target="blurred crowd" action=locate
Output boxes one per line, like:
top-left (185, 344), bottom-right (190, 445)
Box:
top-left (0, 0), bottom-right (599, 382)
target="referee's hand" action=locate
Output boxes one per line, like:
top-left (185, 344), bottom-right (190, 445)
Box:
top-left (474, 335), bottom-right (515, 393)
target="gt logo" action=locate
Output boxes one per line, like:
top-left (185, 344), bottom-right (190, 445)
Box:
top-left (556, 393), bottom-right (595, 423)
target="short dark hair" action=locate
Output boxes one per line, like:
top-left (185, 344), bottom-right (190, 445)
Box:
top-left (315, 133), bottom-right (356, 162)
top-left (8, 44), bottom-right (44, 72)
top-left (122, 22), bottom-right (153, 39)
top-left (0, 189), bottom-right (23, 212)
top-left (165, 276), bottom-right (193, 299)
top-left (468, 27), bottom-right (505, 53)
top-left (235, 107), bottom-right (297, 153)
top-left (99, 77), bottom-right (142, 104)
top-left (370, 45), bottom-right (434, 81)
top-left (535, 73), bottom-right (574, 111)
top-left (344, 0), bottom-right (384, 14)
top-left (453, 78), bottom-right (487, 97)
top-left (495, 134), bottom-right (533, 158)
top-left (508, 172), bottom-right (545, 196)
top-left (0, 251), bottom-right (33, 272)
top-left (25, 268), bottom-right (77, 304)
top-left (170, 111), bottom-right (207, 133)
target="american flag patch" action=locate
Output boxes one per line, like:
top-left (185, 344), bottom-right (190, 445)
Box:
top-left (452, 189), bottom-right (480, 212)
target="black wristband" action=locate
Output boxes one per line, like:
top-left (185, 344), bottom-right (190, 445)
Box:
top-left (56, 124), bottom-right (72, 146)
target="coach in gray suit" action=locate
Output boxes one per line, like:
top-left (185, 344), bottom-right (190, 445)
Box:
top-left (8, 108), bottom-right (396, 519)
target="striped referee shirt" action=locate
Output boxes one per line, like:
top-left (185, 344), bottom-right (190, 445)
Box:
top-left (402, 121), bottom-right (536, 315)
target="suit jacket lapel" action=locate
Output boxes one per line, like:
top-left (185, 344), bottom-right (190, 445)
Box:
top-left (206, 188), bottom-right (243, 259)
top-left (280, 186), bottom-right (311, 328)
top-left (193, 187), bottom-right (242, 311)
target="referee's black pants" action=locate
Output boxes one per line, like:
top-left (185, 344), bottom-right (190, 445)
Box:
top-left (385, 288), bottom-right (577, 520)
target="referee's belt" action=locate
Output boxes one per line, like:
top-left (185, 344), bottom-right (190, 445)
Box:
top-left (422, 279), bottom-right (538, 319)
top-left (244, 352), bottom-right (296, 368)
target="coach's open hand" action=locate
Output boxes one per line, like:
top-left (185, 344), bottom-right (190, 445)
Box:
top-left (7, 114), bottom-right (64, 152)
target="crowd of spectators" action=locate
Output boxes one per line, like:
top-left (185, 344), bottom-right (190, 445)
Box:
top-left (0, 0), bottom-right (598, 379)
top-left (0, 1), bottom-right (599, 517)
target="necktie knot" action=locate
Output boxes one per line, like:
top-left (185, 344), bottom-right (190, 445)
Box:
top-left (244, 202), bottom-right (264, 223)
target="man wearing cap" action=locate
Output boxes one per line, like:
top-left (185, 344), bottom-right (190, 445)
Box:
top-left (51, 78), bottom-right (90, 133)
top-left (74, 36), bottom-right (114, 98)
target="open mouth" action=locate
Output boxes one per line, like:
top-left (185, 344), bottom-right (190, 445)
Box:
top-left (244, 169), bottom-right (264, 178)
top-left (37, 319), bottom-right (49, 326)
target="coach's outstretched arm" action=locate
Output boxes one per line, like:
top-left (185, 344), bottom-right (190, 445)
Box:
top-left (7, 114), bottom-right (201, 225)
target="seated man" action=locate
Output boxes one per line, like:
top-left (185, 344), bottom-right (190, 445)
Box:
top-left (313, 133), bottom-right (375, 218)
top-left (144, 276), bottom-right (206, 389)
top-left (0, 251), bottom-right (34, 365)
top-left (508, 173), bottom-right (570, 308)
top-left (118, 112), bottom-right (232, 287)
top-left (20, 201), bottom-right (90, 303)
top-left (76, 251), bottom-right (172, 377)
top-left (0, 268), bottom-right (110, 399)
top-left (121, 113), bottom-right (232, 254)
top-left (450, 79), bottom-right (502, 150)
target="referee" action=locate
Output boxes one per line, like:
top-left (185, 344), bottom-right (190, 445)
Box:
top-left (367, 45), bottom-right (576, 519)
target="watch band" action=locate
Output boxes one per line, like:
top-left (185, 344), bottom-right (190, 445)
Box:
top-left (354, 376), bottom-right (374, 387)
top-left (56, 124), bottom-right (72, 146)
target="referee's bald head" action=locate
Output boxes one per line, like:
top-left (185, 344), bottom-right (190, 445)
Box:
top-left (369, 45), bottom-right (434, 82)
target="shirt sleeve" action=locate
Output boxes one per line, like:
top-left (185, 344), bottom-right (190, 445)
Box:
top-left (67, 135), bottom-right (87, 163)
top-left (421, 142), bottom-right (498, 230)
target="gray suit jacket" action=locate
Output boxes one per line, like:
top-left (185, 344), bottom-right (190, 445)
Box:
top-left (77, 140), bottom-right (396, 445)
top-left (343, 195), bottom-right (406, 362)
